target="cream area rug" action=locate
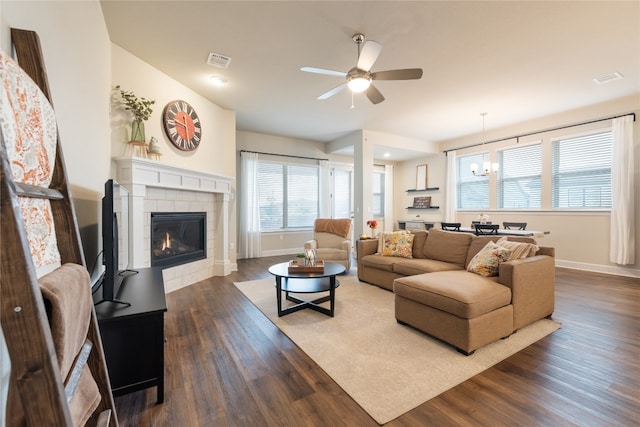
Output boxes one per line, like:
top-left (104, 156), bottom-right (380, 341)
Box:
top-left (234, 275), bottom-right (560, 425)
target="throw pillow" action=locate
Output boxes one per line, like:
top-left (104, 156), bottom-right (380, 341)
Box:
top-left (496, 237), bottom-right (538, 260)
top-left (381, 231), bottom-right (414, 258)
top-left (467, 241), bottom-right (511, 277)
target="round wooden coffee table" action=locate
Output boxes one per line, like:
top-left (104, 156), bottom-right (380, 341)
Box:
top-left (268, 261), bottom-right (345, 317)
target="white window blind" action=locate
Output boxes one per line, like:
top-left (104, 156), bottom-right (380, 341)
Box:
top-left (287, 164), bottom-right (319, 227)
top-left (257, 161), bottom-right (319, 230)
top-left (257, 162), bottom-right (284, 230)
top-left (457, 153), bottom-right (489, 209)
top-left (372, 172), bottom-right (385, 216)
top-left (552, 131), bottom-right (612, 208)
top-left (498, 143), bottom-right (542, 208)
top-left (333, 169), bottom-right (352, 219)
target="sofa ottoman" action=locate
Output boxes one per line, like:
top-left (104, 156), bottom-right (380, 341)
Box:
top-left (394, 271), bottom-right (514, 355)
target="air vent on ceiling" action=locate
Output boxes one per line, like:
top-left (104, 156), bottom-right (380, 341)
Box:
top-left (593, 72), bottom-right (623, 85)
top-left (206, 52), bottom-right (231, 69)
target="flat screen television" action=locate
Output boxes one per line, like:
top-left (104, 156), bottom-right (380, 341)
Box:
top-left (94, 179), bottom-right (132, 306)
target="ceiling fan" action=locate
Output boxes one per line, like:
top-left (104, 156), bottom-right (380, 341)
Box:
top-left (301, 33), bottom-right (423, 105)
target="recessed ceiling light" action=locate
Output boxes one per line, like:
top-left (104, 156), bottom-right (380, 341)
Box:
top-left (593, 72), bottom-right (623, 84)
top-left (383, 152), bottom-right (391, 158)
top-left (209, 75), bottom-right (227, 86)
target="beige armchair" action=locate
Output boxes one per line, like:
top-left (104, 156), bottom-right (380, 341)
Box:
top-left (304, 218), bottom-right (352, 271)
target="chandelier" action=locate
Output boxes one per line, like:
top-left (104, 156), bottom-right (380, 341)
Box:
top-left (470, 112), bottom-right (499, 176)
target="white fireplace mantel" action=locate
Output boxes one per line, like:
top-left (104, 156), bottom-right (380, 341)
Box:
top-left (114, 157), bottom-right (235, 289)
top-left (114, 157), bottom-right (233, 194)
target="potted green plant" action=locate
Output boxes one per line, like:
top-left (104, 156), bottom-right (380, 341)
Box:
top-left (116, 85), bottom-right (155, 142)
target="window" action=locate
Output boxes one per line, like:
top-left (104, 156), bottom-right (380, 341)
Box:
top-left (498, 143), bottom-right (542, 208)
top-left (257, 161), bottom-right (319, 230)
top-left (456, 153), bottom-right (489, 209)
top-left (333, 168), bottom-right (352, 219)
top-left (372, 171), bottom-right (385, 216)
top-left (552, 131), bottom-right (612, 208)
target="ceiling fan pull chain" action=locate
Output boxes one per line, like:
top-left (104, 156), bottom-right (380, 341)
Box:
top-left (351, 91), bottom-right (355, 109)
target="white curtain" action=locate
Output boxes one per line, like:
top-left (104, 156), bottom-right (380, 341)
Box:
top-left (239, 151), bottom-right (262, 259)
top-left (319, 160), bottom-right (331, 218)
top-left (610, 116), bottom-right (635, 265)
top-left (445, 151), bottom-right (457, 222)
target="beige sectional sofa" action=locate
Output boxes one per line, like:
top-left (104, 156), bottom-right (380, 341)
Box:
top-left (356, 228), bottom-right (555, 355)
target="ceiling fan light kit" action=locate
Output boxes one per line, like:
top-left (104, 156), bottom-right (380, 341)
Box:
top-left (347, 71), bottom-right (371, 92)
top-left (301, 33), bottom-right (423, 104)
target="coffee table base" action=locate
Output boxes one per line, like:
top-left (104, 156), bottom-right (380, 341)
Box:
top-left (275, 277), bottom-right (340, 317)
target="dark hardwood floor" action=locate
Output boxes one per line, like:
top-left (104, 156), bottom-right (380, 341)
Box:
top-left (114, 256), bottom-right (639, 426)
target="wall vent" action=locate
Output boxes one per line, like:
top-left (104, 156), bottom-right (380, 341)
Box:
top-left (207, 52), bottom-right (231, 69)
top-left (593, 72), bottom-right (623, 85)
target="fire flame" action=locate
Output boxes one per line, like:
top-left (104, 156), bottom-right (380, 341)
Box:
top-left (161, 232), bottom-right (171, 251)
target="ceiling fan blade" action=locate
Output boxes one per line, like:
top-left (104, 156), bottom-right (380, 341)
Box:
top-left (318, 83), bottom-right (347, 100)
top-left (365, 84), bottom-right (385, 104)
top-left (371, 68), bottom-right (423, 81)
top-left (301, 66), bottom-right (346, 77)
top-left (357, 40), bottom-right (382, 72)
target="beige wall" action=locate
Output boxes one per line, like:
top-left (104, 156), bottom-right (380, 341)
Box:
top-left (110, 44), bottom-right (236, 179)
top-left (395, 96), bottom-right (640, 277)
top-left (1, 0), bottom-right (112, 272)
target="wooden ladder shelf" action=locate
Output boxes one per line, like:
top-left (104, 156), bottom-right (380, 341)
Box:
top-left (1, 29), bottom-right (118, 426)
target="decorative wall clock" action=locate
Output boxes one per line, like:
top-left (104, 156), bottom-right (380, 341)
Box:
top-left (162, 100), bottom-right (202, 151)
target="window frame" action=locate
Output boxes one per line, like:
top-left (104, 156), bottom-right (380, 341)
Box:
top-left (453, 124), bottom-right (613, 213)
top-left (372, 170), bottom-right (385, 217)
top-left (256, 159), bottom-right (320, 231)
top-left (497, 141), bottom-right (542, 209)
top-left (551, 128), bottom-right (612, 210)
top-left (456, 152), bottom-right (490, 210)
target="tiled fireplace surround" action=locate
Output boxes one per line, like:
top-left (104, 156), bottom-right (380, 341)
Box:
top-left (115, 158), bottom-right (235, 293)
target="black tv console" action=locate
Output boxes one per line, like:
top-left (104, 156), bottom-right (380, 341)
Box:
top-left (93, 267), bottom-right (167, 403)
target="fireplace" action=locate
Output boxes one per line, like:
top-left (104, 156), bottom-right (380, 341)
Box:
top-left (151, 212), bottom-right (206, 268)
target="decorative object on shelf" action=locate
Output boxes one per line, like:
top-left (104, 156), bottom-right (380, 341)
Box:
top-left (416, 164), bottom-right (428, 190)
top-left (116, 85), bottom-right (155, 143)
top-left (366, 219), bottom-right (378, 238)
top-left (303, 248), bottom-right (317, 266)
top-left (470, 112), bottom-right (499, 176)
top-left (412, 196), bottom-right (431, 208)
top-left (131, 119), bottom-right (145, 142)
top-left (147, 143), bottom-right (162, 160)
top-left (148, 136), bottom-right (161, 154)
top-left (479, 212), bottom-right (491, 224)
top-left (162, 100), bottom-right (202, 152)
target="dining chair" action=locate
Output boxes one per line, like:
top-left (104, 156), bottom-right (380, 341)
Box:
top-left (503, 222), bottom-right (527, 230)
top-left (470, 220), bottom-right (485, 227)
top-left (441, 222), bottom-right (461, 231)
top-left (474, 223), bottom-right (499, 235)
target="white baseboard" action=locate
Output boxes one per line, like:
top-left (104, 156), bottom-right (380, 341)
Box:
top-left (259, 248), bottom-right (300, 258)
top-left (555, 259), bottom-right (640, 279)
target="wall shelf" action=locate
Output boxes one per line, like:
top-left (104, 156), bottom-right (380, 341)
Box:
top-left (406, 187), bottom-right (439, 192)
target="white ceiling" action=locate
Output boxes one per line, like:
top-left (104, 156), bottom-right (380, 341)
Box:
top-left (100, 1), bottom-right (639, 161)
